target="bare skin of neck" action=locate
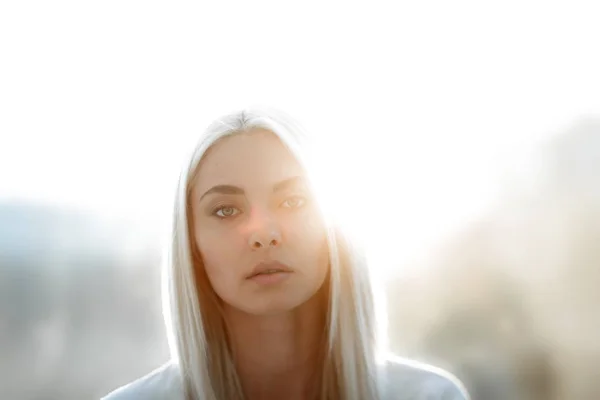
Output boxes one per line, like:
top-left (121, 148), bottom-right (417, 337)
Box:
top-left (223, 293), bottom-right (326, 400)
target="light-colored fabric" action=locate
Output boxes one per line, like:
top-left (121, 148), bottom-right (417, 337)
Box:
top-left (102, 362), bottom-right (184, 400)
top-left (380, 355), bottom-right (470, 400)
top-left (101, 355), bottom-right (469, 400)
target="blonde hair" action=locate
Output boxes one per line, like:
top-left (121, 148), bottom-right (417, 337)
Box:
top-left (162, 107), bottom-right (384, 400)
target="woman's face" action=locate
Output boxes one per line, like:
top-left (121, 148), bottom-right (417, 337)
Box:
top-left (190, 129), bottom-right (329, 315)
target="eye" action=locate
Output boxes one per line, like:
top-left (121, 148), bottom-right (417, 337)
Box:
top-left (214, 205), bottom-right (241, 218)
top-left (281, 196), bottom-right (306, 209)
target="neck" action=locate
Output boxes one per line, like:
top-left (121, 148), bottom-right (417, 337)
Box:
top-left (223, 292), bottom-right (326, 400)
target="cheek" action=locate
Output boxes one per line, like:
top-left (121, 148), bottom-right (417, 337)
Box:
top-left (301, 210), bottom-right (327, 242)
top-left (287, 213), bottom-right (329, 265)
top-left (195, 226), bottom-right (240, 289)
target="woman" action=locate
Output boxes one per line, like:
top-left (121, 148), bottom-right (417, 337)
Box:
top-left (102, 107), bottom-right (469, 400)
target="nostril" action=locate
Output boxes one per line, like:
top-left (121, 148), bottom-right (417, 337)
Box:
top-left (248, 231), bottom-right (281, 250)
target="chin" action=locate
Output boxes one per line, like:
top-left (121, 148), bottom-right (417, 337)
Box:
top-left (241, 290), bottom-right (318, 316)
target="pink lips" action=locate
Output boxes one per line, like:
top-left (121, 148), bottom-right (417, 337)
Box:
top-left (246, 261), bottom-right (293, 286)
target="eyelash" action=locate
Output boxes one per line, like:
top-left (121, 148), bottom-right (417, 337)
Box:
top-left (211, 195), bottom-right (307, 219)
top-left (212, 205), bottom-right (241, 219)
top-left (281, 195), bottom-right (307, 209)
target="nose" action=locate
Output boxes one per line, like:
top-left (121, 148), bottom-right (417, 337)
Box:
top-left (248, 230), bottom-right (282, 249)
top-left (246, 209), bottom-right (282, 250)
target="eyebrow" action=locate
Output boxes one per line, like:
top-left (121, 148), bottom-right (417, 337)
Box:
top-left (199, 176), bottom-right (305, 202)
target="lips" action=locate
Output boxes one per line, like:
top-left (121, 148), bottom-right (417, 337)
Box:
top-left (246, 261), bottom-right (293, 279)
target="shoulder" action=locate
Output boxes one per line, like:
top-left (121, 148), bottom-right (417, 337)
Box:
top-left (101, 361), bottom-right (184, 400)
top-left (379, 355), bottom-right (470, 400)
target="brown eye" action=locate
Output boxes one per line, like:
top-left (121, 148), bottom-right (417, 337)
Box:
top-left (281, 196), bottom-right (306, 209)
top-left (214, 206), bottom-right (241, 218)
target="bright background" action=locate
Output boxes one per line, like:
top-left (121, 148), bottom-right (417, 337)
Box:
top-left (2, 1), bottom-right (599, 260)
top-left (1, 1), bottom-right (600, 399)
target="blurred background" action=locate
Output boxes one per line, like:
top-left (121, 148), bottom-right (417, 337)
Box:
top-left (1, 1), bottom-right (599, 399)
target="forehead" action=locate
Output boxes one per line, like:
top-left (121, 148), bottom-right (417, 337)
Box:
top-left (193, 129), bottom-right (304, 193)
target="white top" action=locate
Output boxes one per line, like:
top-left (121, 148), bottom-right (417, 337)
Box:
top-left (101, 355), bottom-right (470, 400)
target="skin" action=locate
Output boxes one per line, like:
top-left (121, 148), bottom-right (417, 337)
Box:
top-left (190, 128), bottom-right (330, 399)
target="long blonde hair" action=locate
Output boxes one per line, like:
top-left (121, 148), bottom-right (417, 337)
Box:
top-left (162, 107), bottom-right (384, 400)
